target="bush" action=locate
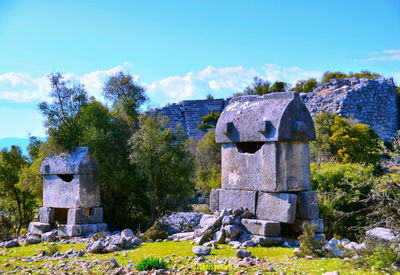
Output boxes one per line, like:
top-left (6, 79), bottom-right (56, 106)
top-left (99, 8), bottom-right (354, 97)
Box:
top-left (352, 245), bottom-right (399, 271)
top-left (191, 204), bottom-right (212, 214)
top-left (311, 162), bottom-right (375, 240)
top-left (296, 223), bottom-right (328, 258)
top-left (136, 257), bottom-right (168, 271)
top-left (0, 213), bottom-right (14, 239)
top-left (45, 244), bottom-right (60, 256)
top-left (91, 231), bottom-right (107, 241)
top-left (141, 221), bottom-right (169, 241)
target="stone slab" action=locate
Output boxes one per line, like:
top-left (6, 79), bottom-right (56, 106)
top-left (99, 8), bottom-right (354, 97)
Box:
top-left (256, 192), bottom-right (297, 223)
top-left (221, 142), bottom-right (311, 192)
top-left (81, 224), bottom-right (98, 235)
top-left (96, 223), bottom-right (108, 232)
top-left (209, 189), bottom-right (220, 212)
top-left (67, 208), bottom-right (88, 224)
top-left (28, 222), bottom-right (51, 235)
top-left (218, 189), bottom-right (257, 214)
top-left (241, 219), bottom-right (280, 236)
top-left (58, 224), bottom-right (83, 237)
top-left (39, 207), bottom-right (54, 224)
top-left (88, 207), bottom-right (103, 224)
top-left (291, 218), bottom-right (324, 233)
top-left (296, 190), bottom-right (320, 219)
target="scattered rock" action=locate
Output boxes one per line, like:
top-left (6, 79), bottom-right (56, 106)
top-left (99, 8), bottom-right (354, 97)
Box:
top-left (41, 231), bottom-right (56, 242)
top-left (121, 228), bottom-right (134, 238)
top-left (192, 246), bottom-right (211, 256)
top-left (236, 249), bottom-right (251, 258)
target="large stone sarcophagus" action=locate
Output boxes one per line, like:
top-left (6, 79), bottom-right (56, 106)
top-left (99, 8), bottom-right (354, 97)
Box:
top-left (28, 147), bottom-right (107, 237)
top-left (210, 92), bottom-right (323, 236)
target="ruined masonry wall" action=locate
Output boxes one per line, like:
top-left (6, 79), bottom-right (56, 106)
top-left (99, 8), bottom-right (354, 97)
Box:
top-left (153, 78), bottom-right (398, 141)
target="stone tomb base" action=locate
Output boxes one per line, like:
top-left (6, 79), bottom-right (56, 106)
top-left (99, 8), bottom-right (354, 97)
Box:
top-left (28, 221), bottom-right (108, 237)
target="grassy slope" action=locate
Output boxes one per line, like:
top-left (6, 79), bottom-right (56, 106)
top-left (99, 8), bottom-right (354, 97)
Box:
top-left (0, 241), bottom-right (391, 274)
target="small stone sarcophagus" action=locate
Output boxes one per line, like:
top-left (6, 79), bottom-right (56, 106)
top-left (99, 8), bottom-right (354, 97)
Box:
top-left (210, 92), bottom-right (323, 236)
top-left (28, 147), bottom-right (107, 237)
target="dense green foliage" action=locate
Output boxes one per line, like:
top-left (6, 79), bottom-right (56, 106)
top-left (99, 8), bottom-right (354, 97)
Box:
top-left (321, 70), bottom-right (382, 83)
top-left (197, 110), bottom-right (220, 132)
top-left (297, 224), bottom-right (328, 257)
top-left (291, 78), bottom-right (318, 93)
top-left (192, 129), bottom-right (221, 194)
top-left (0, 146), bottom-right (35, 234)
top-left (129, 114), bottom-right (194, 223)
top-left (311, 111), bottom-right (381, 165)
top-left (311, 162), bottom-right (375, 240)
top-left (136, 257), bottom-right (168, 271)
top-left (234, 77), bottom-right (290, 97)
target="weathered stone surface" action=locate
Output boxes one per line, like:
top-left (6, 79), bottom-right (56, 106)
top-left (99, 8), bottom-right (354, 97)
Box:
top-left (365, 227), bottom-right (400, 247)
top-left (296, 190), bottom-right (319, 219)
top-left (39, 207), bottom-right (54, 224)
top-left (256, 192), bottom-right (297, 223)
top-left (216, 92), bottom-right (315, 142)
top-left (4, 240), bottom-right (19, 248)
top-left (159, 212), bottom-right (203, 234)
top-left (88, 239), bottom-right (105, 253)
top-left (58, 225), bottom-right (82, 237)
top-left (67, 208), bottom-right (88, 224)
top-left (121, 228), bottom-right (134, 238)
top-left (25, 235), bottom-right (41, 245)
top-left (241, 219), bottom-right (280, 236)
top-left (304, 77), bottom-right (398, 141)
top-left (88, 207), bottom-right (103, 224)
top-left (292, 218), bottom-right (324, 233)
top-left (213, 230), bottom-right (226, 244)
top-left (96, 223), bottom-right (108, 232)
top-left (28, 222), bottom-right (51, 235)
top-left (195, 235), bottom-right (209, 245)
top-left (222, 215), bottom-right (241, 225)
top-left (41, 231), bottom-right (56, 242)
top-left (253, 236), bottom-right (283, 247)
top-left (131, 237), bottom-right (143, 246)
top-left (223, 224), bottom-right (242, 238)
top-left (209, 189), bottom-right (220, 212)
top-left (221, 142), bottom-right (311, 192)
top-left (236, 249), bottom-right (251, 258)
top-left (192, 246), bottom-right (211, 256)
top-left (41, 147), bottom-right (101, 209)
top-left (218, 190), bottom-right (257, 214)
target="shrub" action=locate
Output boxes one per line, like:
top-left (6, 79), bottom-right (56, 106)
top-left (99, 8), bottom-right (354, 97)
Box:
top-left (352, 245), bottom-right (399, 271)
top-left (136, 257), bottom-right (168, 271)
top-left (0, 213), bottom-right (14, 239)
top-left (91, 231), bottom-right (107, 241)
top-left (311, 162), bottom-right (375, 240)
top-left (141, 221), bottom-right (169, 241)
top-left (296, 223), bottom-right (328, 258)
top-left (45, 244), bottom-right (60, 256)
top-left (191, 204), bottom-right (212, 214)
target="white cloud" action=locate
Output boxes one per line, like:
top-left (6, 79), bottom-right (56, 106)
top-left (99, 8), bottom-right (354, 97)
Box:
top-left (0, 65), bottom-right (130, 103)
top-left (365, 49), bottom-right (400, 61)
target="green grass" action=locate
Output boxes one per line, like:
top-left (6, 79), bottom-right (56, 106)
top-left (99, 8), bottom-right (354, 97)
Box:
top-left (0, 241), bottom-right (397, 274)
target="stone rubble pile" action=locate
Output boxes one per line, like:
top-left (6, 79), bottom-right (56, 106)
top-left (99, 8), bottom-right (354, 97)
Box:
top-left (193, 207), bottom-right (300, 249)
top-left (158, 212), bottom-right (204, 234)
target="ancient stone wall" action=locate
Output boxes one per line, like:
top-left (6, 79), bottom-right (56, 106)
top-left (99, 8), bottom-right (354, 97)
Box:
top-left (302, 77), bottom-right (398, 141)
top-left (152, 98), bottom-right (229, 140)
top-left (153, 78), bottom-right (398, 141)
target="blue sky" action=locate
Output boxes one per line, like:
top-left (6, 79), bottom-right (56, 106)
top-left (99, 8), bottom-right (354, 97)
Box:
top-left (0, 0), bottom-right (399, 139)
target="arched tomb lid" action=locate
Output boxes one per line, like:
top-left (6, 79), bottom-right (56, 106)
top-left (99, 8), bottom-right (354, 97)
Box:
top-left (40, 147), bottom-right (98, 175)
top-left (215, 92), bottom-right (316, 143)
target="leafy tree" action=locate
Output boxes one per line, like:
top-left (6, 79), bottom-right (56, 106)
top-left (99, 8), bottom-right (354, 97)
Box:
top-left (103, 71), bottom-right (147, 125)
top-left (311, 162), bottom-right (375, 240)
top-left (193, 129), bottom-right (221, 194)
top-left (270, 81), bottom-right (289, 92)
top-left (206, 94), bottom-right (214, 100)
top-left (330, 116), bottom-right (380, 165)
top-left (321, 70), bottom-right (382, 83)
top-left (292, 78), bottom-right (318, 93)
top-left (243, 76), bottom-right (271, 95)
top-left (0, 146), bottom-right (33, 234)
top-left (197, 111), bottom-right (220, 132)
top-left (129, 114), bottom-right (194, 224)
top-left (38, 73), bottom-right (89, 152)
top-left (310, 112), bottom-right (381, 165)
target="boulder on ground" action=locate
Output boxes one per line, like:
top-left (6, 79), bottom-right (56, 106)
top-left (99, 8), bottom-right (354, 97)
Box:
top-left (121, 228), bottom-right (134, 238)
top-left (192, 246), bottom-right (211, 256)
top-left (41, 231), bottom-right (56, 242)
top-left (236, 249), bottom-right (251, 258)
top-left (365, 227), bottom-right (399, 248)
top-left (159, 212), bottom-right (204, 234)
top-left (25, 235), bottom-right (41, 245)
